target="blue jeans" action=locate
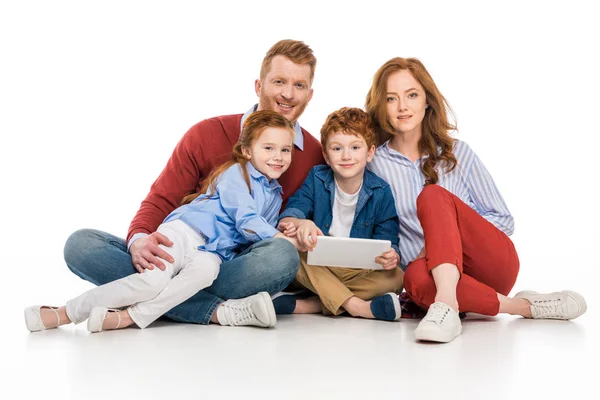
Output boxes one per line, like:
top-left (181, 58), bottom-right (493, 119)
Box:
top-left (63, 229), bottom-right (300, 325)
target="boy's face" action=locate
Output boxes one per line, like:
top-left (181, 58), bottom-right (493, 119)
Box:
top-left (323, 131), bottom-right (375, 184)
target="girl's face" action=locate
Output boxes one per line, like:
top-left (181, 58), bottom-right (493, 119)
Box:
top-left (385, 70), bottom-right (428, 137)
top-left (242, 127), bottom-right (293, 180)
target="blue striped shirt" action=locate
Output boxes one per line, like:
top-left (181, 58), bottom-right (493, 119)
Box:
top-left (368, 140), bottom-right (514, 269)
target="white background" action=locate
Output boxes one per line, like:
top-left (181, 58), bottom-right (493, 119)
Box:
top-left (1, 0), bottom-right (598, 396)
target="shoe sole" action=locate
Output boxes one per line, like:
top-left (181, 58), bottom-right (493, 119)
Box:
top-left (258, 292), bottom-right (277, 328)
top-left (415, 325), bottom-right (462, 343)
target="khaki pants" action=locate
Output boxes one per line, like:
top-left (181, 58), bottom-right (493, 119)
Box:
top-left (294, 252), bottom-right (404, 315)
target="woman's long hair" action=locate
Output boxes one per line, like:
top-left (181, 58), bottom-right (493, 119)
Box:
top-left (181, 110), bottom-right (294, 205)
top-left (365, 57), bottom-right (457, 185)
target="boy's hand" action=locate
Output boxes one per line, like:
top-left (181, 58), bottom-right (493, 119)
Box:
top-left (296, 220), bottom-right (323, 251)
top-left (375, 248), bottom-right (400, 270)
top-left (277, 221), bottom-right (297, 237)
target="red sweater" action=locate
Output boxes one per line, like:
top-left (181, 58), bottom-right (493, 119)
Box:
top-left (127, 114), bottom-right (325, 242)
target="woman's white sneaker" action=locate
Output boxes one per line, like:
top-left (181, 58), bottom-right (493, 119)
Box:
top-left (415, 302), bottom-right (462, 343)
top-left (514, 290), bottom-right (587, 320)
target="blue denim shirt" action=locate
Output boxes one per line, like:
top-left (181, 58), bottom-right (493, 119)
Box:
top-left (164, 162), bottom-right (282, 261)
top-left (279, 165), bottom-right (401, 264)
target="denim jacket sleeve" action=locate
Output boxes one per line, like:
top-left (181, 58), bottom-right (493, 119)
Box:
top-left (371, 185), bottom-right (401, 259)
top-left (278, 168), bottom-right (316, 221)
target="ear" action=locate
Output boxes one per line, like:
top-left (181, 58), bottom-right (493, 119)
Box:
top-left (322, 150), bottom-right (331, 166)
top-left (307, 88), bottom-right (314, 103)
top-left (425, 104), bottom-right (429, 109)
top-left (241, 146), bottom-right (252, 160)
top-left (254, 79), bottom-right (262, 97)
top-left (366, 145), bottom-right (376, 163)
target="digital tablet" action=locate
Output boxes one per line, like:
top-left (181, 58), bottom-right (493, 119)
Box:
top-left (306, 236), bottom-right (391, 269)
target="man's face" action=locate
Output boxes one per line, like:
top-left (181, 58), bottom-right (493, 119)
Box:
top-left (255, 55), bottom-right (313, 125)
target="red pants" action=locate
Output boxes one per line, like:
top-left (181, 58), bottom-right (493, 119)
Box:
top-left (404, 185), bottom-right (519, 315)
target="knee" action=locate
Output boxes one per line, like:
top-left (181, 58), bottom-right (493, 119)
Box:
top-left (64, 229), bottom-right (100, 275)
top-left (138, 268), bottom-right (171, 297)
top-left (258, 237), bottom-right (300, 276)
top-left (416, 184), bottom-right (448, 210)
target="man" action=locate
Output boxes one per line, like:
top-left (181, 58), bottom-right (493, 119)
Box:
top-left (64, 40), bottom-right (324, 328)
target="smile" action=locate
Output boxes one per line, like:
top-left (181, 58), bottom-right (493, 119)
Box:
top-left (277, 102), bottom-right (294, 110)
top-left (267, 163), bottom-right (284, 169)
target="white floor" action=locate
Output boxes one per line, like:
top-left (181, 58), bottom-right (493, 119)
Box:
top-left (7, 303), bottom-right (597, 400)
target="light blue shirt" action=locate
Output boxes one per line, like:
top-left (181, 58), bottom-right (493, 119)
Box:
top-left (163, 162), bottom-right (282, 261)
top-left (368, 139), bottom-right (514, 269)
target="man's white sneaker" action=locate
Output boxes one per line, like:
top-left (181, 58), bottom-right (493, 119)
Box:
top-left (514, 290), bottom-right (587, 320)
top-left (217, 292), bottom-right (276, 328)
top-left (415, 302), bottom-right (462, 343)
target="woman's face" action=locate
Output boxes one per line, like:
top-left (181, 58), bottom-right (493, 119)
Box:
top-left (385, 70), bottom-right (428, 137)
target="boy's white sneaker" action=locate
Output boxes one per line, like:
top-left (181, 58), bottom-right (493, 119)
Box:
top-left (514, 290), bottom-right (587, 320)
top-left (217, 292), bottom-right (276, 328)
top-left (415, 302), bottom-right (462, 343)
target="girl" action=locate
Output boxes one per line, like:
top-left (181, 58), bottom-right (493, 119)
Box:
top-left (366, 57), bottom-right (587, 343)
top-left (25, 110), bottom-right (298, 333)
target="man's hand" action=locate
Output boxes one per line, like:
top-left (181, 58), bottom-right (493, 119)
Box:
top-left (296, 220), bottom-right (323, 251)
top-left (375, 248), bottom-right (400, 270)
top-left (129, 232), bottom-right (174, 273)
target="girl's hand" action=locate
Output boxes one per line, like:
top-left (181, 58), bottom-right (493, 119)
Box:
top-left (296, 220), bottom-right (323, 251)
top-left (375, 248), bottom-right (400, 270)
top-left (277, 221), bottom-right (297, 237)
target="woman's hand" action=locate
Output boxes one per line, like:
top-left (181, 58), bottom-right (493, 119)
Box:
top-left (375, 248), bottom-right (400, 270)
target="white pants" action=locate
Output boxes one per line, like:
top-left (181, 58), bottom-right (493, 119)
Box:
top-left (65, 219), bottom-right (221, 328)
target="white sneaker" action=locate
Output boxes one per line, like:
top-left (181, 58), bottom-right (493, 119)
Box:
top-left (514, 290), bottom-right (587, 320)
top-left (415, 302), bottom-right (462, 343)
top-left (217, 292), bottom-right (276, 328)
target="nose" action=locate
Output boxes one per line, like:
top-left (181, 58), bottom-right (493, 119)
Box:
top-left (273, 150), bottom-right (283, 160)
top-left (280, 83), bottom-right (293, 100)
top-left (397, 97), bottom-right (407, 111)
top-left (341, 148), bottom-right (351, 160)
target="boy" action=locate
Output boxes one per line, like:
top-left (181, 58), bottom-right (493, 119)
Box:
top-left (276, 107), bottom-right (403, 321)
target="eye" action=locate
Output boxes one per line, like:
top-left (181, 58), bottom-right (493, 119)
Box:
top-left (282, 148), bottom-right (291, 153)
top-left (386, 96), bottom-right (396, 102)
top-left (408, 92), bottom-right (418, 99)
top-left (352, 145), bottom-right (360, 150)
top-left (331, 146), bottom-right (341, 151)
top-left (274, 80), bottom-right (283, 85)
top-left (295, 83), bottom-right (306, 89)
top-left (264, 146), bottom-right (273, 151)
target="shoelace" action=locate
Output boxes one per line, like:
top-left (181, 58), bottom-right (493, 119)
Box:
top-left (423, 304), bottom-right (450, 325)
top-left (531, 297), bottom-right (566, 318)
top-left (225, 301), bottom-right (256, 326)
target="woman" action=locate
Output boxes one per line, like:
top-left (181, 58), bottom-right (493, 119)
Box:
top-left (365, 57), bottom-right (586, 343)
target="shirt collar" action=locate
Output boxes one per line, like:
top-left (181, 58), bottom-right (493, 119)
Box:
top-left (241, 104), bottom-right (304, 151)
top-left (246, 161), bottom-right (283, 193)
